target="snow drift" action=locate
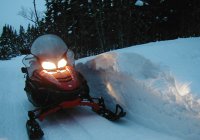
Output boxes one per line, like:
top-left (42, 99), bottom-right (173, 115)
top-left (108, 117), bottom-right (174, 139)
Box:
top-left (76, 38), bottom-right (200, 140)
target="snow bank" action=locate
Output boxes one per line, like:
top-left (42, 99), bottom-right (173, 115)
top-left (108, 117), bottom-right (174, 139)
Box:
top-left (76, 49), bottom-right (200, 140)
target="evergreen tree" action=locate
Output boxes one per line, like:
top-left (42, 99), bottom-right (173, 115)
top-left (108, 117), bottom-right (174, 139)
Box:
top-left (0, 25), bottom-right (16, 59)
top-left (17, 25), bottom-right (27, 54)
top-left (1, 0), bottom-right (200, 60)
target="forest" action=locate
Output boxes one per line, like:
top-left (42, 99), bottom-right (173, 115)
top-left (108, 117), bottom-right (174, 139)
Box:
top-left (1, 0), bottom-right (200, 59)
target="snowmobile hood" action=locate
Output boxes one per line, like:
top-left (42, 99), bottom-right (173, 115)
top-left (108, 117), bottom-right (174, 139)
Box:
top-left (31, 34), bottom-right (68, 62)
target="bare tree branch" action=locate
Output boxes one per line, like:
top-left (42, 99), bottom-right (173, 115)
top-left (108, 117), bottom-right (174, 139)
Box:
top-left (33, 0), bottom-right (39, 27)
top-left (18, 7), bottom-right (37, 25)
top-left (18, 0), bottom-right (43, 27)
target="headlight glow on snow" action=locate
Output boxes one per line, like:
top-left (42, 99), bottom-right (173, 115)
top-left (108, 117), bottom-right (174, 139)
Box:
top-left (42, 61), bottom-right (57, 70)
top-left (58, 59), bottom-right (67, 68)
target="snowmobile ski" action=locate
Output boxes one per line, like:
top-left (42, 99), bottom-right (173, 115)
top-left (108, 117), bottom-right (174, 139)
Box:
top-left (91, 97), bottom-right (126, 121)
top-left (26, 112), bottom-right (44, 139)
top-left (25, 96), bottom-right (125, 139)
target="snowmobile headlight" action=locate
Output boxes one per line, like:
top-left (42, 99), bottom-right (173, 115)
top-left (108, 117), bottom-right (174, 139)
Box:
top-left (41, 61), bottom-right (56, 70)
top-left (58, 59), bottom-right (67, 68)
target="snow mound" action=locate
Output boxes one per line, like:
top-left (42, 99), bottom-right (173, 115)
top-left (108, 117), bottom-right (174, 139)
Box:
top-left (76, 51), bottom-right (200, 140)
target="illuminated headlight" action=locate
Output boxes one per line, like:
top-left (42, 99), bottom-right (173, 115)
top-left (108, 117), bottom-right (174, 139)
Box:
top-left (41, 61), bottom-right (56, 70)
top-left (41, 59), bottom-right (67, 71)
top-left (58, 59), bottom-right (67, 68)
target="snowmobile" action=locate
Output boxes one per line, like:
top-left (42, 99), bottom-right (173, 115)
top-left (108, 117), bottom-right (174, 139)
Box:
top-left (21, 34), bottom-right (126, 139)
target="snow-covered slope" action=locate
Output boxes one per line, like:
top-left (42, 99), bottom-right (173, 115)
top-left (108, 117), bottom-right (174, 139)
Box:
top-left (0, 37), bottom-right (200, 140)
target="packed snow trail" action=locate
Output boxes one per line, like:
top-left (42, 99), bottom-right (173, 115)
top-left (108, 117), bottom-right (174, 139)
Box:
top-left (1, 38), bottom-right (200, 140)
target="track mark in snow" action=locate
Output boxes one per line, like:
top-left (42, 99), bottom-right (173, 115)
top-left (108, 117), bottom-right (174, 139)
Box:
top-left (41, 108), bottom-right (96, 140)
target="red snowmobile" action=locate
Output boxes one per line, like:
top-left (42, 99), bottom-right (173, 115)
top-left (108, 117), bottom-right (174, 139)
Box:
top-left (21, 34), bottom-right (126, 139)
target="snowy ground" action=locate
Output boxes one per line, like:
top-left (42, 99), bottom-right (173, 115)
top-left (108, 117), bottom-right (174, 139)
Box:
top-left (0, 37), bottom-right (200, 140)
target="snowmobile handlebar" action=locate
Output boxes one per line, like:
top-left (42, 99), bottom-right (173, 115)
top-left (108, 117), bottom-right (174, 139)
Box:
top-left (21, 67), bottom-right (27, 74)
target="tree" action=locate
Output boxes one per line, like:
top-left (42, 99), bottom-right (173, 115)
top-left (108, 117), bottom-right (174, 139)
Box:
top-left (18, 0), bottom-right (44, 33)
top-left (0, 25), bottom-right (17, 59)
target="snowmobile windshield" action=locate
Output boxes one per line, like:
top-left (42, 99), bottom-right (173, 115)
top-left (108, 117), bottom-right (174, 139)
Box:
top-left (31, 34), bottom-right (68, 62)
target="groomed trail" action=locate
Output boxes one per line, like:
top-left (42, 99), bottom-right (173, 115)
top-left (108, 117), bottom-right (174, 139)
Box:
top-left (1, 38), bottom-right (200, 140)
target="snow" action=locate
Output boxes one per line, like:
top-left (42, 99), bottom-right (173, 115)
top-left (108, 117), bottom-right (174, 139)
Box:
top-left (57, 12), bottom-right (62, 16)
top-left (1, 37), bottom-right (200, 140)
top-left (135, 0), bottom-right (144, 7)
top-left (68, 30), bottom-right (72, 34)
